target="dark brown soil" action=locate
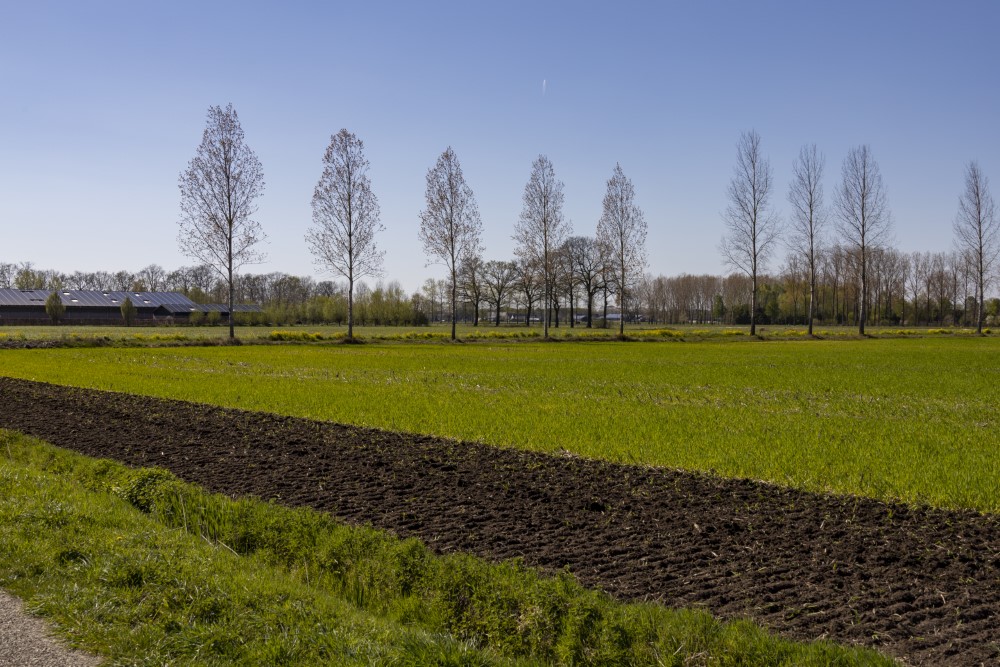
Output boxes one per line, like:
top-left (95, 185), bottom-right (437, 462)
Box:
top-left (1, 376), bottom-right (997, 666)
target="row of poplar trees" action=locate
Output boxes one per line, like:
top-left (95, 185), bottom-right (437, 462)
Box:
top-left (177, 105), bottom-right (996, 340)
top-left (177, 104), bottom-right (648, 340)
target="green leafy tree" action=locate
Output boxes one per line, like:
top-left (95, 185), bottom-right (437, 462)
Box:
top-left (45, 291), bottom-right (65, 324)
top-left (712, 295), bottom-right (726, 322)
top-left (120, 297), bottom-right (137, 326)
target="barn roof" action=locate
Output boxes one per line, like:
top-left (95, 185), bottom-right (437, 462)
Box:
top-left (0, 289), bottom-right (199, 308)
top-left (0, 289), bottom-right (50, 306)
top-left (156, 302), bottom-right (201, 315)
top-left (162, 303), bottom-right (264, 314)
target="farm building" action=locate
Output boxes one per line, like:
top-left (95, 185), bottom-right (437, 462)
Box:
top-left (0, 289), bottom-right (262, 325)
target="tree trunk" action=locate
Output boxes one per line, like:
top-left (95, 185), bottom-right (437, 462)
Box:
top-left (832, 275), bottom-right (839, 325)
top-left (619, 265), bottom-right (626, 337)
top-left (451, 277), bottom-right (457, 340)
top-left (859, 248), bottom-right (867, 335)
top-left (808, 253), bottom-right (816, 336)
top-left (977, 259), bottom-right (985, 334)
top-left (347, 274), bottom-right (354, 340)
top-left (808, 266), bottom-right (815, 336)
top-left (541, 248), bottom-right (550, 338)
top-left (569, 288), bottom-right (575, 328)
top-left (228, 237), bottom-right (235, 340)
top-left (543, 288), bottom-right (550, 338)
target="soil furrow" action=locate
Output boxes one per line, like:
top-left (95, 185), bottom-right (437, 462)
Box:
top-left (0, 376), bottom-right (997, 665)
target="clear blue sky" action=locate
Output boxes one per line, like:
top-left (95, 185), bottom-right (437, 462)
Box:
top-left (2, 1), bottom-right (998, 294)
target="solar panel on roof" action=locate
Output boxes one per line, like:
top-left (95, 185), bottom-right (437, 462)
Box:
top-left (0, 289), bottom-right (51, 306)
top-left (0, 289), bottom-right (202, 309)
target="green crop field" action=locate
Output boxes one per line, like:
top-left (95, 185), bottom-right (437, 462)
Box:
top-left (2, 336), bottom-right (999, 511)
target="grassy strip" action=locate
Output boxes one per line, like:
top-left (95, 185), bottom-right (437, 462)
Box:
top-left (0, 431), bottom-right (890, 666)
top-left (0, 323), bottom-right (992, 348)
top-left (0, 433), bottom-right (511, 666)
top-left (3, 338), bottom-right (1000, 511)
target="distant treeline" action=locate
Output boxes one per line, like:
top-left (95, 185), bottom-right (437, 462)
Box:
top-left (3, 243), bottom-right (997, 329)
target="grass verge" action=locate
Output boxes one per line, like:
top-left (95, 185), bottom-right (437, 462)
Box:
top-left (0, 430), bottom-right (891, 666)
top-left (0, 323), bottom-right (991, 349)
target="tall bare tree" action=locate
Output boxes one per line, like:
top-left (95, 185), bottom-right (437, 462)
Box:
top-left (953, 160), bottom-right (997, 333)
top-left (565, 236), bottom-right (606, 328)
top-left (513, 155), bottom-right (569, 338)
top-left (787, 144), bottom-right (826, 335)
top-left (419, 146), bottom-right (483, 340)
top-left (834, 145), bottom-right (891, 335)
top-left (516, 257), bottom-right (543, 327)
top-left (306, 129), bottom-right (384, 340)
top-left (178, 103), bottom-right (266, 339)
top-left (418, 147), bottom-right (483, 340)
top-left (555, 240), bottom-right (578, 327)
top-left (137, 264), bottom-right (167, 292)
top-left (458, 254), bottom-right (485, 326)
top-left (720, 130), bottom-right (780, 336)
top-left (111, 270), bottom-right (134, 292)
top-left (596, 163), bottom-right (647, 336)
top-left (482, 259), bottom-right (518, 326)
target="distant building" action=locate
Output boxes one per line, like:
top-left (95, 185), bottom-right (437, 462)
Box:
top-left (0, 289), bottom-right (262, 325)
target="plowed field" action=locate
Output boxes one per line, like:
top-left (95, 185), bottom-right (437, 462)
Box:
top-left (1, 376), bottom-right (997, 665)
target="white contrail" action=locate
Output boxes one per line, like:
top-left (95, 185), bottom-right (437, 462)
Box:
top-left (542, 79), bottom-right (547, 96)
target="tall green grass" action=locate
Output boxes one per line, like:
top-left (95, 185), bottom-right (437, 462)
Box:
top-left (2, 338), bottom-right (999, 510)
top-left (0, 431), bottom-right (890, 665)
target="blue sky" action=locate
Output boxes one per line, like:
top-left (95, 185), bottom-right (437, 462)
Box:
top-left (2, 1), bottom-right (998, 293)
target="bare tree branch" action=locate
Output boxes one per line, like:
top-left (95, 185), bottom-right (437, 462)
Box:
top-left (516, 256), bottom-right (543, 327)
top-left (457, 255), bottom-right (486, 326)
top-left (565, 236), bottom-right (607, 328)
top-left (482, 259), bottom-right (518, 326)
top-left (513, 155), bottom-right (570, 338)
top-left (834, 144), bottom-right (892, 334)
top-left (953, 160), bottom-right (998, 333)
top-left (178, 103), bottom-right (266, 338)
top-left (306, 129), bottom-right (384, 339)
top-left (787, 144), bottom-right (826, 335)
top-left (418, 147), bottom-right (483, 340)
top-left (596, 163), bottom-right (647, 336)
top-left (719, 130), bottom-right (780, 335)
